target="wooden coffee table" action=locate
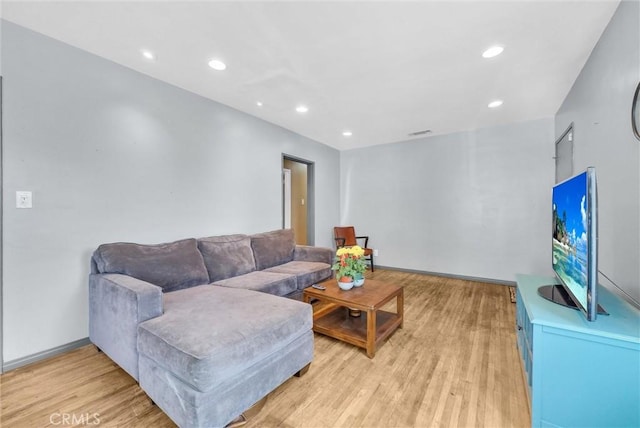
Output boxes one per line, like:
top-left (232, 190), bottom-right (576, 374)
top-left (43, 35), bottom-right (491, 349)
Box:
top-left (303, 278), bottom-right (403, 358)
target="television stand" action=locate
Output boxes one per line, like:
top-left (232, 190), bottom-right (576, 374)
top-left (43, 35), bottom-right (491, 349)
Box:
top-left (516, 274), bottom-right (639, 427)
top-left (537, 284), bottom-right (608, 315)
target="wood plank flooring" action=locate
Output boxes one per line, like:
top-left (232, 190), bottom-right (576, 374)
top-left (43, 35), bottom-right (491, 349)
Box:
top-left (0, 270), bottom-right (530, 427)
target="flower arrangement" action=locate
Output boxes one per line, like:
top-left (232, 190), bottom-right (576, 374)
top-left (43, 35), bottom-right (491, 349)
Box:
top-left (331, 245), bottom-right (368, 281)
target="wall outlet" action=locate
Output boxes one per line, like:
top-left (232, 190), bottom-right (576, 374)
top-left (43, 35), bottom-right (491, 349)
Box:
top-left (16, 191), bottom-right (33, 209)
top-left (373, 249), bottom-right (379, 257)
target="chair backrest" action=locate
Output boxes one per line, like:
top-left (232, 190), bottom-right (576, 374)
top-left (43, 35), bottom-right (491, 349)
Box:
top-left (334, 226), bottom-right (357, 247)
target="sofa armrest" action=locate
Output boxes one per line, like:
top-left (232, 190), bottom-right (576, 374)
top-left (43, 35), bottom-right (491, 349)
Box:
top-left (89, 273), bottom-right (163, 380)
top-left (293, 245), bottom-right (333, 265)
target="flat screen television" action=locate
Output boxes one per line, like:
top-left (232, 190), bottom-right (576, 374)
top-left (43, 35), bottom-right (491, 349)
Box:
top-left (539, 167), bottom-right (606, 321)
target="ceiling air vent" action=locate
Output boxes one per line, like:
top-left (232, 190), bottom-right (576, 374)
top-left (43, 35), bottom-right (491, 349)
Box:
top-left (408, 129), bottom-right (432, 137)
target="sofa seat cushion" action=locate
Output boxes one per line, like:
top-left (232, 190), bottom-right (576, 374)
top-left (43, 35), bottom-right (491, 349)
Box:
top-left (92, 239), bottom-right (209, 292)
top-left (212, 271), bottom-right (297, 296)
top-left (137, 285), bottom-right (312, 392)
top-left (250, 229), bottom-right (295, 270)
top-left (197, 234), bottom-right (255, 282)
top-left (265, 261), bottom-right (332, 290)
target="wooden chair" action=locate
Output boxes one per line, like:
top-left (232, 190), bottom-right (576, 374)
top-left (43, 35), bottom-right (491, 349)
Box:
top-left (333, 226), bottom-right (375, 272)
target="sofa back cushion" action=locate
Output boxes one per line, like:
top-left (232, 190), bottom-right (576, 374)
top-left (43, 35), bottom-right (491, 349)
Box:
top-left (250, 229), bottom-right (295, 270)
top-left (197, 234), bottom-right (256, 282)
top-left (92, 238), bottom-right (209, 292)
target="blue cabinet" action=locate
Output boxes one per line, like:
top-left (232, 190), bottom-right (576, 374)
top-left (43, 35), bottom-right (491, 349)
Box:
top-left (515, 274), bottom-right (640, 427)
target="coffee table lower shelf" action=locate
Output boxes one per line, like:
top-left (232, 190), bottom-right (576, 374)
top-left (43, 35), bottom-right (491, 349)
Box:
top-left (312, 305), bottom-right (402, 358)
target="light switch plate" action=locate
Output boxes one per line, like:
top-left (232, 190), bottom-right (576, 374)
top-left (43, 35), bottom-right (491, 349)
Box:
top-left (16, 191), bottom-right (33, 208)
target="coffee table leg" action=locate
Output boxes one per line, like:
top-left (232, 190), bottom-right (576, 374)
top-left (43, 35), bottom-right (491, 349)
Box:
top-left (398, 288), bottom-right (404, 328)
top-left (366, 309), bottom-right (376, 358)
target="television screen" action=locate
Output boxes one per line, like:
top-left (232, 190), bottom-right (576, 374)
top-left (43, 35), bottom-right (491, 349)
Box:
top-left (551, 168), bottom-right (598, 320)
top-left (552, 171), bottom-right (589, 309)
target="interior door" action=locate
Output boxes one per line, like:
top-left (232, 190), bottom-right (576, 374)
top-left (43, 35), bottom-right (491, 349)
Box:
top-left (283, 168), bottom-right (292, 229)
top-left (282, 159), bottom-right (307, 245)
top-left (555, 125), bottom-right (574, 182)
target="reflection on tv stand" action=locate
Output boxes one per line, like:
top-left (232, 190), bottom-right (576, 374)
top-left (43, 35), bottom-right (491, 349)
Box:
top-left (538, 284), bottom-right (608, 316)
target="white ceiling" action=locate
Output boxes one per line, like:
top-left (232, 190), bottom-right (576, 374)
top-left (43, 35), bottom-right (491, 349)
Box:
top-left (1, 1), bottom-right (620, 150)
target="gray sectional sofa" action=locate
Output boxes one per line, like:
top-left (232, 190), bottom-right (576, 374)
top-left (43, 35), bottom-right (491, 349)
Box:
top-left (89, 229), bottom-right (332, 427)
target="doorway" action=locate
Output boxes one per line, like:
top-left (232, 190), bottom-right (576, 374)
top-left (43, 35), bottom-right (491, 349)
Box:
top-left (282, 155), bottom-right (314, 245)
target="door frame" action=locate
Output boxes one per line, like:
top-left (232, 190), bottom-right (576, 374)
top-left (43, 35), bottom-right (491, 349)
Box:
top-left (282, 154), bottom-right (315, 245)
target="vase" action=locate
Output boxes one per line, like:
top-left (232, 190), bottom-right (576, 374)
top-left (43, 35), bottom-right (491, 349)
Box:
top-left (353, 275), bottom-right (365, 287)
top-left (338, 277), bottom-right (354, 290)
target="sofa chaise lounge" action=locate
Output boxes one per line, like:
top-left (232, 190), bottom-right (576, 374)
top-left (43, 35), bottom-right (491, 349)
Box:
top-left (89, 229), bottom-right (332, 427)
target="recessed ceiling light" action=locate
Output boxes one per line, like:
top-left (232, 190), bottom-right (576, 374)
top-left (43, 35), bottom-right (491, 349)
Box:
top-left (482, 46), bottom-right (504, 59)
top-left (342, 131), bottom-right (353, 137)
top-left (141, 49), bottom-right (155, 60)
top-left (488, 100), bottom-right (504, 108)
top-left (295, 105), bottom-right (309, 113)
top-left (256, 101), bottom-right (263, 107)
top-left (208, 59), bottom-right (227, 71)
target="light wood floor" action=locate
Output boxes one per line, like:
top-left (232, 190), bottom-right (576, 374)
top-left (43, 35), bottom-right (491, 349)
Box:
top-left (0, 270), bottom-right (530, 427)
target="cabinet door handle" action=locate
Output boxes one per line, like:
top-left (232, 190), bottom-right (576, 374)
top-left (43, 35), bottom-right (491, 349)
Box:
top-left (517, 325), bottom-right (523, 331)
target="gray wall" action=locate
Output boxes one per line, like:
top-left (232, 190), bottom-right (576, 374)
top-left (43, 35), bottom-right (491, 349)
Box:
top-left (555, 0), bottom-right (640, 305)
top-left (0, 14), bottom-right (4, 372)
top-left (340, 118), bottom-right (555, 282)
top-left (1, 21), bottom-right (340, 363)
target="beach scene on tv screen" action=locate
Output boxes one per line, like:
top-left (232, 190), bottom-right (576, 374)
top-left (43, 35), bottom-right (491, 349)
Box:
top-left (552, 172), bottom-right (588, 310)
